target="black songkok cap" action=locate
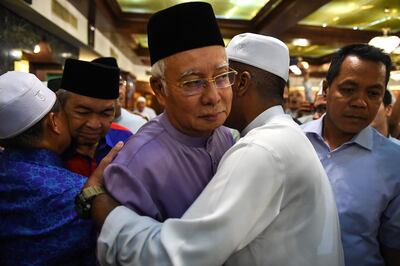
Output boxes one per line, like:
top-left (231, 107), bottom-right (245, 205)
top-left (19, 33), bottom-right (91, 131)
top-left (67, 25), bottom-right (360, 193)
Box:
top-left (61, 58), bottom-right (119, 99)
top-left (91, 57), bottom-right (119, 69)
top-left (47, 77), bottom-right (62, 92)
top-left (147, 2), bottom-right (224, 66)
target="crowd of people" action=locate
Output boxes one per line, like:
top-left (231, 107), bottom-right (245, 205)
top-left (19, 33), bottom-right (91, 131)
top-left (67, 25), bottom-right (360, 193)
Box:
top-left (0, 1), bottom-right (399, 266)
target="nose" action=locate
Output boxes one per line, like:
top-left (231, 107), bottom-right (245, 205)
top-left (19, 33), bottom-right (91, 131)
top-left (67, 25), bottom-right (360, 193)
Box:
top-left (200, 81), bottom-right (222, 105)
top-left (86, 114), bottom-right (102, 129)
top-left (350, 91), bottom-right (368, 108)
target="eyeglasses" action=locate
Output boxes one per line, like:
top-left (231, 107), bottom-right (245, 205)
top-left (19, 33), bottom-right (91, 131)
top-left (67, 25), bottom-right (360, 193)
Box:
top-left (175, 69), bottom-right (238, 96)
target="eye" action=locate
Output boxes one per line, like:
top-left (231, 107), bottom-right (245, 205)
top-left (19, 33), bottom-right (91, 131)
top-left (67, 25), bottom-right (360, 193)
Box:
top-left (368, 90), bottom-right (382, 98)
top-left (76, 111), bottom-right (89, 115)
top-left (215, 72), bottom-right (231, 87)
top-left (215, 73), bottom-right (229, 82)
top-left (182, 79), bottom-right (205, 89)
top-left (340, 87), bottom-right (354, 95)
top-left (102, 110), bottom-right (115, 117)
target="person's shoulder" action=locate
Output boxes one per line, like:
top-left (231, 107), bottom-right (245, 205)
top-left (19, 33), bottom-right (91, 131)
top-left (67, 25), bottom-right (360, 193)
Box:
top-left (300, 117), bottom-right (320, 131)
top-left (267, 113), bottom-right (307, 135)
top-left (389, 136), bottom-right (400, 146)
top-left (122, 108), bottom-right (147, 122)
top-left (372, 130), bottom-right (400, 164)
top-left (109, 122), bottom-right (133, 136)
top-left (115, 118), bottom-right (171, 162)
top-left (119, 109), bottom-right (147, 132)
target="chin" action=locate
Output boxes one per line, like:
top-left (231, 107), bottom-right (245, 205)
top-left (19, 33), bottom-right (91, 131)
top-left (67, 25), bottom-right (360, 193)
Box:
top-left (340, 125), bottom-right (367, 135)
top-left (78, 137), bottom-right (100, 146)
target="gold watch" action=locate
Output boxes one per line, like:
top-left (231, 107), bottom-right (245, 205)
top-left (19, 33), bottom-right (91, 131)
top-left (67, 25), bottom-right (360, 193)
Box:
top-left (75, 185), bottom-right (105, 219)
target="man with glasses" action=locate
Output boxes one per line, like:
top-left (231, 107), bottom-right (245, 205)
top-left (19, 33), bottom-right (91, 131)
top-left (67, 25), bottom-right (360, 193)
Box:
top-left (98, 2), bottom-right (234, 222)
top-left (91, 33), bottom-right (343, 266)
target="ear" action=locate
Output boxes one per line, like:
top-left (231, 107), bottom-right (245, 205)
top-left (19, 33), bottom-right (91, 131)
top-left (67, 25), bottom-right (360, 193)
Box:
top-left (150, 76), bottom-right (166, 106)
top-left (235, 71), bottom-right (251, 97)
top-left (322, 80), bottom-right (329, 98)
top-left (386, 104), bottom-right (393, 117)
top-left (47, 112), bottom-right (62, 135)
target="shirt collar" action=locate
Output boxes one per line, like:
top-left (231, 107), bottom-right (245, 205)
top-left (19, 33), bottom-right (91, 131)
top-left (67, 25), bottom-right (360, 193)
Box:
top-left (159, 112), bottom-right (210, 147)
top-left (241, 105), bottom-right (285, 137)
top-left (353, 126), bottom-right (374, 150)
top-left (303, 115), bottom-right (373, 151)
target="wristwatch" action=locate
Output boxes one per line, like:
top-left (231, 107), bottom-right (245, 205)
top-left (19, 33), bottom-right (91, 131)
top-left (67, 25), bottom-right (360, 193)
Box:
top-left (75, 185), bottom-right (105, 219)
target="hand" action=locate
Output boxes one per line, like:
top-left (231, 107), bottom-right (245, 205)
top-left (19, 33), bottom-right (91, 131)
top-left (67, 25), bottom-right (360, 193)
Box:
top-left (85, 141), bottom-right (124, 188)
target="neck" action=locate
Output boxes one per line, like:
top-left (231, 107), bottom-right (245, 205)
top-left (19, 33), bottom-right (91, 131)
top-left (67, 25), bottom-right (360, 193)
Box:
top-left (39, 139), bottom-right (64, 155)
top-left (374, 123), bottom-right (389, 137)
top-left (322, 116), bottom-right (355, 150)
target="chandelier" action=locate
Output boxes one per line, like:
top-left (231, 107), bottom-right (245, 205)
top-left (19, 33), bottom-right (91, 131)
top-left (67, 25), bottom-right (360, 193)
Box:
top-left (369, 28), bottom-right (400, 54)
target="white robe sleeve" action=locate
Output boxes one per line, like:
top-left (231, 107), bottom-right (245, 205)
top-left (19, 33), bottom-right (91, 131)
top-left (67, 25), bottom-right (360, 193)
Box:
top-left (97, 141), bottom-right (285, 266)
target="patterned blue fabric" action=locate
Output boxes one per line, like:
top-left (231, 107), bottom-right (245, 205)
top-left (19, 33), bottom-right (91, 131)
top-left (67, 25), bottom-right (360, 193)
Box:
top-left (0, 148), bottom-right (96, 266)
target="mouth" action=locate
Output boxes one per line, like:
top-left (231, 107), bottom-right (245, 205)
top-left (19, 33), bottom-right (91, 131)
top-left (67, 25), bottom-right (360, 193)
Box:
top-left (343, 115), bottom-right (366, 122)
top-left (199, 111), bottom-right (225, 121)
top-left (78, 131), bottom-right (103, 138)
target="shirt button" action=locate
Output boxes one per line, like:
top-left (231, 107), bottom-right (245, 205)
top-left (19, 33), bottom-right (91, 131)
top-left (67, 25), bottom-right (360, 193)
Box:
top-left (327, 154), bottom-right (332, 159)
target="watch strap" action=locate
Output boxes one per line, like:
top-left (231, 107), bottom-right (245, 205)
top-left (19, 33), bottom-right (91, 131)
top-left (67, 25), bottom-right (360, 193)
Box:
top-left (82, 185), bottom-right (106, 200)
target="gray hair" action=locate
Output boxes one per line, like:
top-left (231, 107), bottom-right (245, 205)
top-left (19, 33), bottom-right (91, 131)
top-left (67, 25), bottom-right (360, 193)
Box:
top-left (151, 59), bottom-right (168, 94)
top-left (151, 59), bottom-right (166, 78)
top-left (56, 89), bottom-right (70, 106)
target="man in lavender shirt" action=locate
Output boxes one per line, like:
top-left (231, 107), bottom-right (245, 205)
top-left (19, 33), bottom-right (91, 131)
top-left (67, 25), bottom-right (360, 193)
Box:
top-left (103, 2), bottom-right (235, 221)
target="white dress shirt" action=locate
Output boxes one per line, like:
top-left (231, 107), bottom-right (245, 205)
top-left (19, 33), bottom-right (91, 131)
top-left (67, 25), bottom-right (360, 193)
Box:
top-left (114, 108), bottom-right (147, 133)
top-left (97, 105), bottom-right (344, 266)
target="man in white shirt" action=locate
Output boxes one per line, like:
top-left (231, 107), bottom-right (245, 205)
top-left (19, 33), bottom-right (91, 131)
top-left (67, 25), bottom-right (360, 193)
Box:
top-left (89, 33), bottom-right (343, 266)
top-left (134, 96), bottom-right (157, 120)
top-left (114, 77), bottom-right (147, 133)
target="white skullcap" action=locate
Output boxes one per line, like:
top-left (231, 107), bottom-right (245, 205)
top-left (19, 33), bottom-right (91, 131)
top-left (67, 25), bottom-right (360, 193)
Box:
top-left (137, 96), bottom-right (146, 103)
top-left (226, 33), bottom-right (289, 81)
top-left (0, 71), bottom-right (56, 139)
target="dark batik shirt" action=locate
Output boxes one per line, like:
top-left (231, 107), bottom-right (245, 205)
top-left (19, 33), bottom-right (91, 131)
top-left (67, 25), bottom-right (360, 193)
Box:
top-left (0, 148), bottom-right (96, 266)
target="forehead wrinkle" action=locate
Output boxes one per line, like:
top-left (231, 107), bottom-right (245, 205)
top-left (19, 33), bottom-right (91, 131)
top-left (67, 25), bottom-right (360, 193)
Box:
top-left (179, 69), bottom-right (201, 79)
top-left (179, 61), bottom-right (229, 79)
top-left (217, 61), bottom-right (229, 69)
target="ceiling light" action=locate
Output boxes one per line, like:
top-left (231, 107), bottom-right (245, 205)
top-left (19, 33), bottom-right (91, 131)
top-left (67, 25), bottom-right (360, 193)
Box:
top-left (289, 65), bottom-right (302, 75)
top-left (390, 71), bottom-right (400, 81)
top-left (300, 61), bottom-right (309, 69)
top-left (361, 5), bottom-right (374, 10)
top-left (369, 28), bottom-right (400, 54)
top-left (61, 52), bottom-right (72, 58)
top-left (353, 26), bottom-right (359, 30)
top-left (384, 8), bottom-right (390, 13)
top-left (10, 49), bottom-right (22, 58)
top-left (34, 44), bottom-right (40, 54)
top-left (292, 38), bottom-right (310, 47)
top-left (322, 23), bottom-right (327, 27)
